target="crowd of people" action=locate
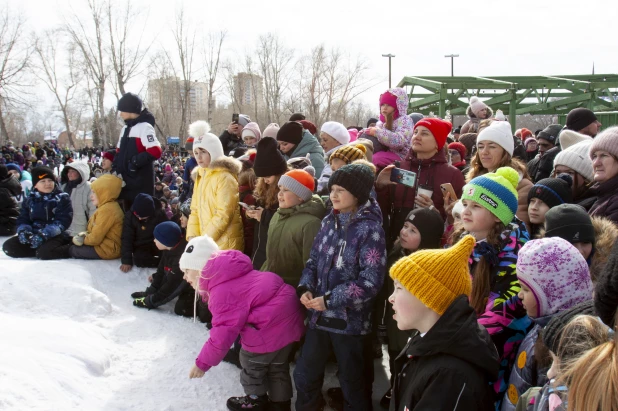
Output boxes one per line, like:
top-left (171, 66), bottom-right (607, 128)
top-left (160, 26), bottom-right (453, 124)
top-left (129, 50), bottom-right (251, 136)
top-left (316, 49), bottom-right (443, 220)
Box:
top-left (1, 89), bottom-right (617, 411)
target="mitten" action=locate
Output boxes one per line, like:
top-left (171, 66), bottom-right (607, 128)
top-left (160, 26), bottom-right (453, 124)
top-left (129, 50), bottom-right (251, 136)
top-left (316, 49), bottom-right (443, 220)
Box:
top-left (30, 233), bottom-right (45, 249)
top-left (18, 230), bottom-right (32, 245)
top-left (72, 232), bottom-right (87, 246)
top-left (133, 297), bottom-right (152, 309)
top-left (131, 291), bottom-right (148, 299)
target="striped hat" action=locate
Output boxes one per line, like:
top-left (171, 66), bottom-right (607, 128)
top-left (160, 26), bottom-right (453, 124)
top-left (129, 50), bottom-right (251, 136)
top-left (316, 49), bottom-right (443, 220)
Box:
top-left (278, 169), bottom-right (314, 202)
top-left (329, 144), bottom-right (367, 165)
top-left (461, 167), bottom-right (519, 225)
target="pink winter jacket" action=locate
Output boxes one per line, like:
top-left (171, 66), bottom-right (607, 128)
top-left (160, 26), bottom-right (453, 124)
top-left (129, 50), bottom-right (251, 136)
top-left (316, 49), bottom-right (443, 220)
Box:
top-left (195, 250), bottom-right (306, 372)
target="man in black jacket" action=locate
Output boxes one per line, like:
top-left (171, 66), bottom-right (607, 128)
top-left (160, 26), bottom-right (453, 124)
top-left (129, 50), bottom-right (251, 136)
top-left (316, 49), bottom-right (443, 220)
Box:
top-left (119, 193), bottom-right (167, 272)
top-left (388, 235), bottom-right (499, 411)
top-left (219, 114), bottom-right (250, 156)
top-left (527, 124), bottom-right (563, 183)
top-left (113, 92), bottom-right (162, 211)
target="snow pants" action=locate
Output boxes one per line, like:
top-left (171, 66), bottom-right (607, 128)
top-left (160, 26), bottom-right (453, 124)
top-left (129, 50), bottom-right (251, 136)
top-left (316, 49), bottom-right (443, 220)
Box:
top-left (240, 343), bottom-right (295, 402)
top-left (294, 328), bottom-right (371, 411)
top-left (2, 234), bottom-right (71, 260)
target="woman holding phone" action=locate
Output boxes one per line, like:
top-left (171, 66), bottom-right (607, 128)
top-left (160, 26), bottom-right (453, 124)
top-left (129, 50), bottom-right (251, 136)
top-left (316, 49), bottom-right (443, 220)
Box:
top-left (376, 118), bottom-right (465, 246)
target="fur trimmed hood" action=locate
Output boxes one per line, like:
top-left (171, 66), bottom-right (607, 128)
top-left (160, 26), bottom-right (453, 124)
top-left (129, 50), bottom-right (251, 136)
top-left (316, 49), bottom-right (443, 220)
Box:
top-left (208, 156), bottom-right (242, 176)
top-left (590, 216), bottom-right (618, 282)
top-left (466, 104), bottom-right (494, 120)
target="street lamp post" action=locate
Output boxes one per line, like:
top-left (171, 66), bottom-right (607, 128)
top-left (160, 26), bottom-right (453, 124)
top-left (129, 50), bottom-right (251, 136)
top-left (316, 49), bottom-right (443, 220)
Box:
top-left (444, 54), bottom-right (459, 77)
top-left (382, 54), bottom-right (396, 88)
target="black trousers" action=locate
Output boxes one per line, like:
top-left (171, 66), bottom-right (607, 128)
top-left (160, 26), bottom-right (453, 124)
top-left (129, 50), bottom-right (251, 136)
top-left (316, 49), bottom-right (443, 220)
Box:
top-left (2, 235), bottom-right (72, 260)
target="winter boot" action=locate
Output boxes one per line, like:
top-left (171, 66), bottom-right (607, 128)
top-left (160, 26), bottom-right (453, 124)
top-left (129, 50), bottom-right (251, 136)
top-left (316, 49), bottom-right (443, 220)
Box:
top-left (267, 399), bottom-right (291, 411)
top-left (226, 394), bottom-right (268, 410)
top-left (326, 387), bottom-right (344, 411)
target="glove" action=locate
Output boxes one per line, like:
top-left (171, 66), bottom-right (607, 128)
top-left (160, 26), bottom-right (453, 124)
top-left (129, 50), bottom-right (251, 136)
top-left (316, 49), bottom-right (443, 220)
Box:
top-left (131, 291), bottom-right (148, 299)
top-left (133, 297), bottom-right (152, 309)
top-left (30, 233), bottom-right (45, 249)
top-left (72, 232), bottom-right (87, 246)
top-left (18, 230), bottom-right (32, 245)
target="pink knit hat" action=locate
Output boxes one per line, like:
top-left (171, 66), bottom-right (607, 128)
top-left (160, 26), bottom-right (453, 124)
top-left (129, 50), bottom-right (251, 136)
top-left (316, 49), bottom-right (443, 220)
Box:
top-left (379, 91), bottom-right (400, 120)
top-left (469, 96), bottom-right (489, 117)
top-left (516, 237), bottom-right (593, 317)
top-left (241, 122), bottom-right (262, 143)
top-left (263, 123), bottom-right (280, 139)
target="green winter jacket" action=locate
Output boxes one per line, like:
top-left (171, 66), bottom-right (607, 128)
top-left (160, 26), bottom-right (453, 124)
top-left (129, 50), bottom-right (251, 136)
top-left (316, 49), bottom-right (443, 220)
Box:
top-left (261, 195), bottom-right (326, 286)
top-left (284, 130), bottom-right (325, 178)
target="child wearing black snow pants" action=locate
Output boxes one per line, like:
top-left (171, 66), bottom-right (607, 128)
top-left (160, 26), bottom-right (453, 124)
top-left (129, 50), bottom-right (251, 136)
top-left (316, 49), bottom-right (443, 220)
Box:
top-left (119, 193), bottom-right (167, 272)
top-left (2, 166), bottom-right (73, 259)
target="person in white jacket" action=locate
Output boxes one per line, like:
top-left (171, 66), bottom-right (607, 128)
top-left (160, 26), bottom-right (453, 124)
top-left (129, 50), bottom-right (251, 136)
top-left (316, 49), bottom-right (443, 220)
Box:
top-left (60, 161), bottom-right (96, 235)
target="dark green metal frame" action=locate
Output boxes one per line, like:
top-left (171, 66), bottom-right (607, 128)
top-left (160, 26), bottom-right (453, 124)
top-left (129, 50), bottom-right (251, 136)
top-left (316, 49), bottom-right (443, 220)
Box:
top-left (398, 75), bottom-right (618, 131)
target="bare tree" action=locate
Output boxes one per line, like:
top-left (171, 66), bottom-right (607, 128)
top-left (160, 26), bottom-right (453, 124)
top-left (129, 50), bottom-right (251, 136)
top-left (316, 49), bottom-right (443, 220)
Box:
top-left (202, 30), bottom-right (226, 124)
top-left (65, 0), bottom-right (109, 146)
top-left (106, 0), bottom-right (152, 97)
top-left (33, 31), bottom-right (84, 148)
top-left (257, 33), bottom-right (293, 124)
top-left (0, 6), bottom-right (32, 143)
top-left (146, 51), bottom-right (181, 140)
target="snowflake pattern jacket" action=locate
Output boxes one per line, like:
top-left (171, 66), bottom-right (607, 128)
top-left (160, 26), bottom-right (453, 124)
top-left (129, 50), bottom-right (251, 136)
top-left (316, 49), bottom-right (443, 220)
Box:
top-left (298, 197), bottom-right (386, 335)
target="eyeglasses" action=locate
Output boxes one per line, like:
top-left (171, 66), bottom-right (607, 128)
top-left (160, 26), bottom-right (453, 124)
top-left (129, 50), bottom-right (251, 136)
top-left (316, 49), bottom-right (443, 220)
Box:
top-left (449, 150), bottom-right (461, 156)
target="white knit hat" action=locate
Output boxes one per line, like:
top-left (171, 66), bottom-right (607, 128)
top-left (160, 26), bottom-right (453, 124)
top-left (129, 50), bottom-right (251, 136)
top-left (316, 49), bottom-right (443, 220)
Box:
top-left (494, 109), bottom-right (506, 121)
top-left (189, 121), bottom-right (224, 163)
top-left (452, 200), bottom-right (464, 218)
top-left (179, 235), bottom-right (220, 272)
top-left (320, 121), bottom-right (350, 145)
top-left (558, 129), bottom-right (592, 150)
top-left (476, 121), bottom-right (514, 156)
top-left (469, 96), bottom-right (489, 117)
top-left (553, 140), bottom-right (594, 182)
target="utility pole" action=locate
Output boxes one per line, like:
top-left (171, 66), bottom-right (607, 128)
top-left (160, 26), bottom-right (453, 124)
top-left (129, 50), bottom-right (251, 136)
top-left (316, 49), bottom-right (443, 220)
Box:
top-left (444, 54), bottom-right (459, 77)
top-left (382, 54), bottom-right (396, 88)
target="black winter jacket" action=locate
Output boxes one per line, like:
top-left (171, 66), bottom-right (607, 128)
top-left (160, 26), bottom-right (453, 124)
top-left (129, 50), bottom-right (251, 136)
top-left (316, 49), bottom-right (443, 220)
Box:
top-left (390, 295), bottom-right (499, 411)
top-left (121, 208), bottom-right (167, 265)
top-left (113, 109), bottom-right (162, 201)
top-left (144, 237), bottom-right (189, 308)
top-left (533, 147), bottom-right (560, 183)
top-left (0, 175), bottom-right (22, 231)
top-left (251, 207), bottom-right (276, 270)
top-left (219, 130), bottom-right (245, 156)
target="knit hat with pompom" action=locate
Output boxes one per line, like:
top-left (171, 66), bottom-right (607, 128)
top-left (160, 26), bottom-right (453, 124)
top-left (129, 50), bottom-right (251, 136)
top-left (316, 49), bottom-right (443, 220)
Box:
top-left (461, 166), bottom-right (519, 225)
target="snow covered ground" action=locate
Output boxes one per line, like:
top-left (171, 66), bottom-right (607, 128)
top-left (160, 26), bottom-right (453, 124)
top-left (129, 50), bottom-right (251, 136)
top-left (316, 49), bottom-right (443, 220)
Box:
top-left (0, 238), bottom-right (390, 411)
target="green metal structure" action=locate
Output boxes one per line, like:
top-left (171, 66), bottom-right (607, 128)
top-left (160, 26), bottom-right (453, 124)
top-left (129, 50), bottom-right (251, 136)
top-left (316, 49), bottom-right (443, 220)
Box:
top-left (398, 74), bottom-right (618, 131)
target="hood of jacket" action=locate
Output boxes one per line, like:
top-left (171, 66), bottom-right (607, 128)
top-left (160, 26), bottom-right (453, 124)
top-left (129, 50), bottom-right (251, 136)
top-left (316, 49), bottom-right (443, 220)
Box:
top-left (198, 250), bottom-right (257, 295)
top-left (406, 295), bottom-right (500, 380)
top-left (61, 161), bottom-right (90, 186)
top-left (385, 87), bottom-right (410, 120)
top-left (277, 194), bottom-right (326, 220)
top-left (0, 175), bottom-right (22, 196)
top-left (90, 174), bottom-right (122, 206)
top-left (292, 130), bottom-right (324, 157)
top-left (125, 108), bottom-right (156, 128)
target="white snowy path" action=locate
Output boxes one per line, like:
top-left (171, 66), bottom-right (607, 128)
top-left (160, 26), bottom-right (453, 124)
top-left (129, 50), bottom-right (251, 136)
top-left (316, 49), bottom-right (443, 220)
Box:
top-left (0, 238), bottom-right (390, 411)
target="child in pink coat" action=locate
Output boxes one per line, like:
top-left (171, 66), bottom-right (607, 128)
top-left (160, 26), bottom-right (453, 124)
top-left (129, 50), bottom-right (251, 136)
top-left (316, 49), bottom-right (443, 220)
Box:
top-left (185, 247), bottom-right (305, 411)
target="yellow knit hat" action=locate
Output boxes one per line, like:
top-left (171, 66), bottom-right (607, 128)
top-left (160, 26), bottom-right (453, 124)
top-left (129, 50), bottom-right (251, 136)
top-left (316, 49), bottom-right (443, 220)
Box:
top-left (390, 235), bottom-right (476, 315)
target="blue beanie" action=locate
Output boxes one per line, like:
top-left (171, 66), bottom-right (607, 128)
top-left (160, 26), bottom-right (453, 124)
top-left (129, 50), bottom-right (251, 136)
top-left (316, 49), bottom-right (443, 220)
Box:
top-left (153, 221), bottom-right (182, 247)
top-left (131, 193), bottom-right (155, 218)
top-left (6, 163), bottom-right (21, 178)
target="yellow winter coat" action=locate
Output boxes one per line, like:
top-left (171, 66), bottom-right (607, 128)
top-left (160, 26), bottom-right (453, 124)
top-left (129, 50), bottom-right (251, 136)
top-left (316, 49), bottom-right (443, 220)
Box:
top-left (84, 174), bottom-right (124, 259)
top-left (187, 157), bottom-right (244, 251)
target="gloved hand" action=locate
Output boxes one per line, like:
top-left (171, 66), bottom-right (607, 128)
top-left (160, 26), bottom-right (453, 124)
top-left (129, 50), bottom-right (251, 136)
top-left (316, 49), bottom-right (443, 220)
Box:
top-left (133, 297), bottom-right (152, 309)
top-left (18, 230), bottom-right (32, 245)
top-left (72, 232), bottom-right (87, 246)
top-left (30, 233), bottom-right (45, 249)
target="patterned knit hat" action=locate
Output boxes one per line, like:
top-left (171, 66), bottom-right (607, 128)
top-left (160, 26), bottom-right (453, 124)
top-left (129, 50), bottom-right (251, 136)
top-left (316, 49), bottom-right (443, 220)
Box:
top-left (527, 174), bottom-right (573, 208)
top-left (390, 235), bottom-right (475, 315)
top-left (278, 169), bottom-right (314, 202)
top-left (544, 204), bottom-right (595, 245)
top-left (516, 237), bottom-right (593, 317)
top-left (328, 163), bottom-right (375, 205)
top-left (461, 167), bottom-right (519, 225)
top-left (329, 144), bottom-right (367, 165)
top-left (589, 126), bottom-right (618, 159)
top-left (553, 140), bottom-right (595, 182)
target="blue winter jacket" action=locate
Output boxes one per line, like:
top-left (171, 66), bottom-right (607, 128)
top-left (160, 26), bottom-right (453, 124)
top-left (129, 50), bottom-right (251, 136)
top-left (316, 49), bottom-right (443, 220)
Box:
top-left (16, 187), bottom-right (73, 239)
top-left (298, 197), bottom-right (386, 335)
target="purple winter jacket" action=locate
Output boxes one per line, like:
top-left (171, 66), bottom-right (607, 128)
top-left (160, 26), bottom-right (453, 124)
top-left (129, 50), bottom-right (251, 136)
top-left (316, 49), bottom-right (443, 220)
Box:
top-left (195, 250), bottom-right (306, 372)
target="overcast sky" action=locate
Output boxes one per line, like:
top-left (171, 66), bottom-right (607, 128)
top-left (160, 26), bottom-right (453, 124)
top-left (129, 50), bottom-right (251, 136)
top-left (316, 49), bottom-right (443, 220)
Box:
top-left (22, 0), bottom-right (618, 116)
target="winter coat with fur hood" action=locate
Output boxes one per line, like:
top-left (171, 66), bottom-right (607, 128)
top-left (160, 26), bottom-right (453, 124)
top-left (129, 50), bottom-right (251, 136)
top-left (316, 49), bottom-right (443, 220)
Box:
top-left (195, 250), bottom-right (305, 372)
top-left (84, 174), bottom-right (124, 259)
top-left (589, 216), bottom-right (618, 282)
top-left (187, 156), bottom-right (244, 251)
top-left (60, 161), bottom-right (96, 235)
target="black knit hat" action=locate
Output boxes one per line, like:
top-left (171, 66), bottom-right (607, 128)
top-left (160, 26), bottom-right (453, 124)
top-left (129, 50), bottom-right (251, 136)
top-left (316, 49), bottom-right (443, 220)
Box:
top-left (328, 163), bottom-right (375, 205)
top-left (289, 113), bottom-right (305, 121)
top-left (542, 299), bottom-right (595, 354)
top-left (404, 208), bottom-right (445, 250)
top-left (366, 117), bottom-right (378, 127)
top-left (254, 137), bottom-right (288, 178)
top-left (276, 121), bottom-right (303, 145)
top-left (544, 204), bottom-right (595, 245)
top-left (117, 92), bottom-right (143, 115)
top-left (32, 166), bottom-right (56, 187)
top-left (528, 174), bottom-right (573, 208)
top-left (594, 240), bottom-right (618, 327)
top-left (566, 108), bottom-right (597, 132)
top-left (131, 193), bottom-right (155, 218)
top-left (537, 124), bottom-right (564, 145)
top-left (154, 221), bottom-right (182, 247)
